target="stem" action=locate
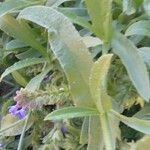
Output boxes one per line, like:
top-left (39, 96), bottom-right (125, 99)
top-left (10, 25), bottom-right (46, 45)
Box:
top-left (102, 42), bottom-right (110, 54)
top-left (100, 113), bottom-right (114, 150)
top-left (17, 110), bottom-right (32, 150)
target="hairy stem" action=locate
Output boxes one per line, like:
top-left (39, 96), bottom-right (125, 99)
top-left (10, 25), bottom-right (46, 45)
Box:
top-left (100, 113), bottom-right (114, 150)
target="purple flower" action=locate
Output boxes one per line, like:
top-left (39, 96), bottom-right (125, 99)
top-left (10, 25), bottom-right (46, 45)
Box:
top-left (9, 105), bottom-right (18, 114)
top-left (61, 127), bottom-right (67, 134)
top-left (0, 143), bottom-right (5, 147)
top-left (15, 108), bottom-right (26, 119)
top-left (9, 105), bottom-right (26, 120)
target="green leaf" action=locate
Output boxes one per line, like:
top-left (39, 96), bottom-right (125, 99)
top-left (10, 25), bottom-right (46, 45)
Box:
top-left (123, 0), bottom-right (136, 15)
top-left (82, 36), bottom-right (103, 48)
top-left (85, 0), bottom-right (112, 42)
top-left (11, 71), bottom-right (28, 87)
top-left (0, 114), bottom-right (33, 136)
top-left (25, 66), bottom-right (51, 92)
top-left (15, 49), bottom-right (40, 60)
top-left (46, 0), bottom-right (72, 7)
top-left (80, 117), bottom-right (89, 144)
top-left (57, 7), bottom-right (92, 30)
top-left (44, 107), bottom-right (99, 120)
top-left (5, 39), bottom-right (28, 50)
top-left (89, 54), bottom-right (113, 112)
top-left (144, 0), bottom-right (150, 17)
top-left (138, 47), bottom-right (150, 64)
top-left (125, 20), bottom-right (150, 37)
top-left (0, 14), bottom-right (48, 59)
top-left (0, 58), bottom-right (45, 81)
top-left (111, 110), bottom-right (150, 134)
top-left (0, 0), bottom-right (44, 17)
top-left (134, 103), bottom-right (150, 120)
top-left (111, 32), bottom-right (150, 101)
top-left (87, 116), bottom-right (104, 150)
top-left (19, 6), bottom-right (95, 107)
top-left (89, 54), bottom-right (115, 150)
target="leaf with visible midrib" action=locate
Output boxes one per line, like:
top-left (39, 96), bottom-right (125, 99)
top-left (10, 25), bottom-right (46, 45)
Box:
top-left (125, 20), bottom-right (150, 37)
top-left (89, 54), bottom-right (113, 112)
top-left (25, 66), bottom-right (51, 92)
top-left (0, 14), bottom-right (48, 59)
top-left (111, 31), bottom-right (150, 101)
top-left (111, 110), bottom-right (150, 134)
top-left (0, 0), bottom-right (44, 17)
top-left (44, 107), bottom-right (99, 120)
top-left (0, 58), bottom-right (45, 81)
top-left (138, 47), bottom-right (150, 64)
top-left (87, 116), bottom-right (104, 150)
top-left (18, 6), bottom-right (95, 107)
top-left (0, 114), bottom-right (33, 136)
top-left (85, 0), bottom-right (112, 42)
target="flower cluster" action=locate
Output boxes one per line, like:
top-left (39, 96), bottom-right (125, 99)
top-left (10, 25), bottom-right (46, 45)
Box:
top-left (9, 103), bottom-right (26, 119)
top-left (8, 88), bottom-right (28, 119)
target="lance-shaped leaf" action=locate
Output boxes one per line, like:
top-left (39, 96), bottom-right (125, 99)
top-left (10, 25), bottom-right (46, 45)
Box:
top-left (0, 114), bottom-right (33, 136)
top-left (0, 0), bottom-right (44, 17)
top-left (111, 110), bottom-right (150, 134)
top-left (122, 0), bottom-right (136, 15)
top-left (6, 39), bottom-right (28, 50)
top-left (57, 7), bottom-right (92, 30)
top-left (80, 117), bottom-right (89, 144)
top-left (11, 71), bottom-right (28, 87)
top-left (87, 116), bottom-right (104, 150)
top-left (144, 0), bottom-right (150, 17)
top-left (111, 32), bottom-right (150, 101)
top-left (125, 20), bottom-right (150, 37)
top-left (46, 0), bottom-right (72, 7)
top-left (0, 58), bottom-right (45, 81)
top-left (138, 47), bottom-right (150, 64)
top-left (89, 54), bottom-right (115, 150)
top-left (85, 0), bottom-right (112, 42)
top-left (0, 14), bottom-right (48, 59)
top-left (25, 66), bottom-right (51, 92)
top-left (89, 54), bottom-right (113, 112)
top-left (44, 107), bottom-right (99, 121)
top-left (18, 6), bottom-right (95, 107)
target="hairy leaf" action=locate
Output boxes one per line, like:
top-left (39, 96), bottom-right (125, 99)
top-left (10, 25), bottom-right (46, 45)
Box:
top-left (123, 0), bottom-right (136, 15)
top-left (138, 47), bottom-right (150, 64)
top-left (82, 36), bottom-right (103, 48)
top-left (87, 116), bottom-right (104, 150)
top-left (0, 0), bottom-right (44, 17)
top-left (144, 0), bottom-right (150, 17)
top-left (111, 110), bottom-right (150, 134)
top-left (6, 39), bottom-right (28, 50)
top-left (16, 49), bottom-right (40, 60)
top-left (11, 71), bottom-right (28, 87)
top-left (80, 117), bottom-right (89, 144)
top-left (0, 14), bottom-right (48, 59)
top-left (125, 20), bottom-right (150, 37)
top-left (111, 32), bottom-right (150, 101)
top-left (25, 66), bottom-right (51, 92)
top-left (44, 107), bottom-right (99, 120)
top-left (85, 0), bottom-right (112, 42)
top-left (0, 114), bottom-right (33, 136)
top-left (18, 6), bottom-right (95, 107)
top-left (0, 58), bottom-right (45, 81)
top-left (57, 7), bottom-right (92, 30)
top-left (46, 0), bottom-right (72, 7)
top-left (89, 54), bottom-right (113, 112)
